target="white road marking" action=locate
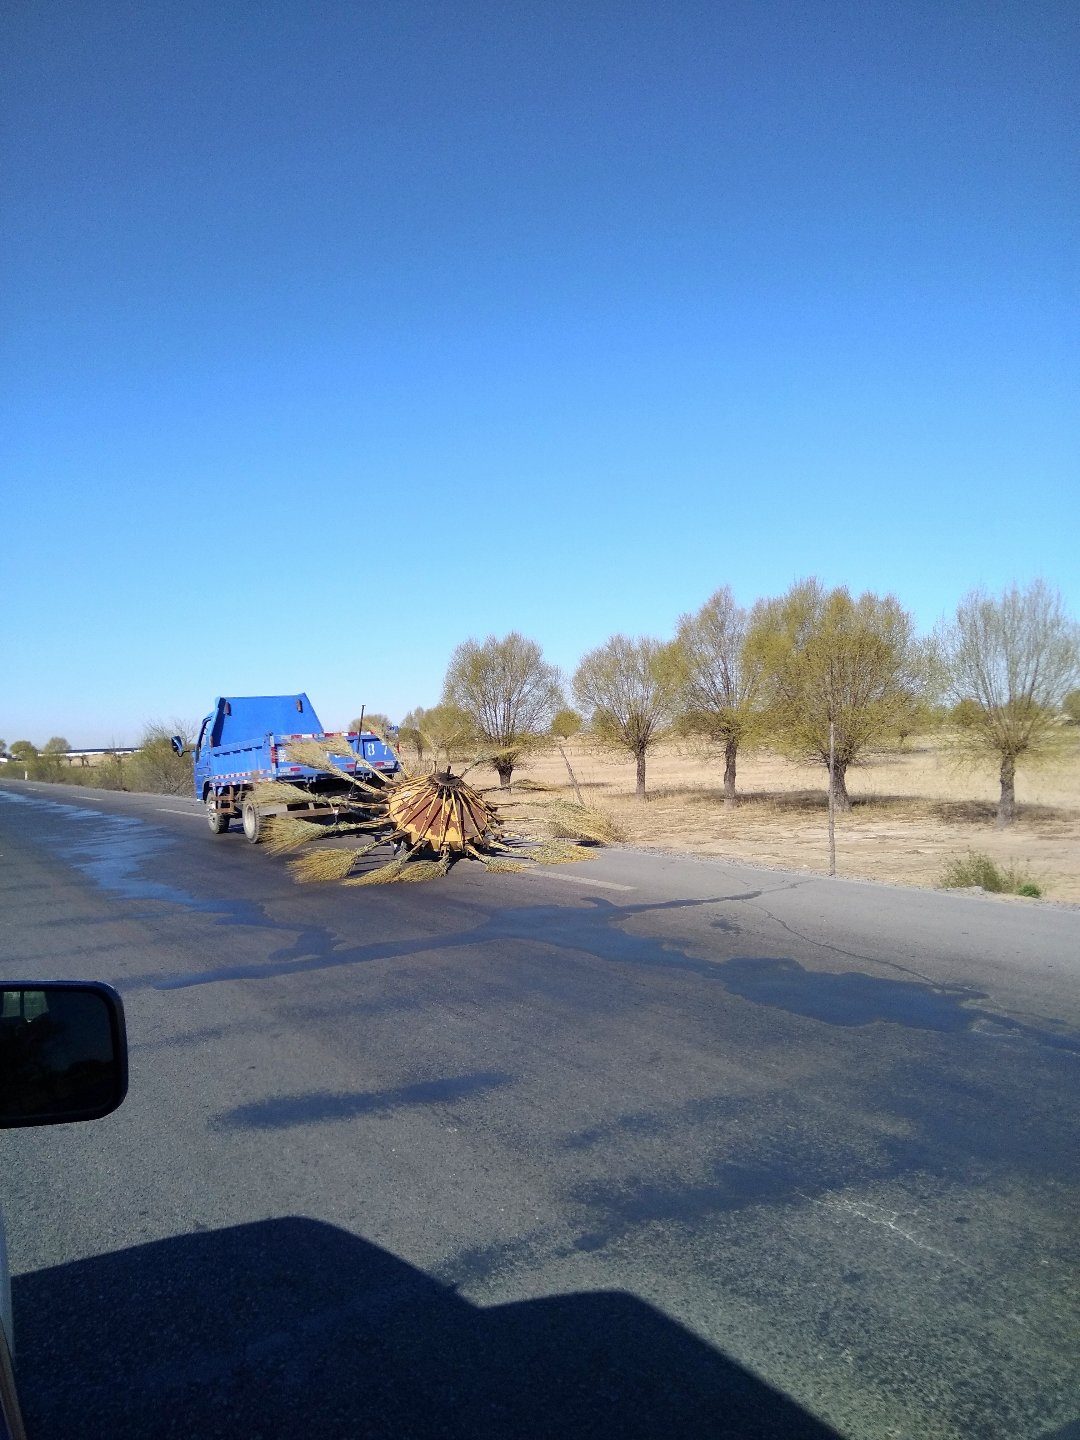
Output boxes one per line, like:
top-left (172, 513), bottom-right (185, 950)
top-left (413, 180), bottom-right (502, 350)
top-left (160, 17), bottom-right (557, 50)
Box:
top-left (520, 869), bottom-right (634, 892)
top-left (156, 808), bottom-right (204, 818)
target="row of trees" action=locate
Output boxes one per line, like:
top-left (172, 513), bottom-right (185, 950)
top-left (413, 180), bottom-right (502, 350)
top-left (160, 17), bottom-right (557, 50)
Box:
top-left (2, 736), bottom-right (73, 765)
top-left (1, 726), bottom-right (196, 795)
top-left (6, 582), bottom-right (1077, 827)
top-left (390, 580), bottom-right (1079, 828)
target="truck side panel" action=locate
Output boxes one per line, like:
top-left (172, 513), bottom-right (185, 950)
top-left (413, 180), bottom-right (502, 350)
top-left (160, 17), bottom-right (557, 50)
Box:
top-left (193, 696), bottom-right (400, 804)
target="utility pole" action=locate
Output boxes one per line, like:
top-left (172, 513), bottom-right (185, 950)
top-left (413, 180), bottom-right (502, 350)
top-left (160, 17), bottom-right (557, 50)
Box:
top-left (835, 720), bottom-right (840, 875)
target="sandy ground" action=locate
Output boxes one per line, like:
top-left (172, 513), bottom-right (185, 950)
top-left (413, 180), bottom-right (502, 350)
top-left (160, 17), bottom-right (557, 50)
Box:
top-left (464, 735), bottom-right (1080, 904)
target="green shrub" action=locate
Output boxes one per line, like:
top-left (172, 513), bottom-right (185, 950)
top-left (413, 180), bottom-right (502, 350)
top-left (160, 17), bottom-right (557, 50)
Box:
top-left (938, 850), bottom-right (1042, 897)
top-left (125, 725), bottom-right (195, 796)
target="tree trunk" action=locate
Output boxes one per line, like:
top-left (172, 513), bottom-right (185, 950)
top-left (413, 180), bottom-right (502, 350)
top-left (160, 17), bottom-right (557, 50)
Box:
top-left (829, 760), bottom-right (851, 812)
top-left (723, 739), bottom-right (738, 810)
top-left (636, 751), bottom-right (646, 800)
top-left (494, 758), bottom-right (514, 789)
top-left (997, 754), bottom-right (1016, 827)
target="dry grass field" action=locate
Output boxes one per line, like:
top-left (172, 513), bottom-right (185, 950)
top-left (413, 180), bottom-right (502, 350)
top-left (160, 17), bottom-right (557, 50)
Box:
top-left (13, 732), bottom-right (1077, 901)
top-left (469, 735), bottom-right (1080, 903)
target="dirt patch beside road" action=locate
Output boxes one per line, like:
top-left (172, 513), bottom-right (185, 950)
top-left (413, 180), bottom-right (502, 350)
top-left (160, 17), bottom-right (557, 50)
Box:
top-left (479, 737), bottom-right (1080, 902)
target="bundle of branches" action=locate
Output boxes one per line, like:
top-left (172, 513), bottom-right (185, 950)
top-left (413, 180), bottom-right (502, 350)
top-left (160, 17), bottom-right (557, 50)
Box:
top-left (545, 799), bottom-right (625, 845)
top-left (255, 741), bottom-right (605, 885)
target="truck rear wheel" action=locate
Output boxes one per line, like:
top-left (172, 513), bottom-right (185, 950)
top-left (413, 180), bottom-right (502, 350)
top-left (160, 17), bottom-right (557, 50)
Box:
top-left (242, 799), bottom-right (263, 844)
top-left (206, 795), bottom-right (229, 834)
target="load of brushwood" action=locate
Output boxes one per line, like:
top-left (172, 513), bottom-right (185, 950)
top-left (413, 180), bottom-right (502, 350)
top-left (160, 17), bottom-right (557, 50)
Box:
top-left (250, 739), bottom-right (613, 885)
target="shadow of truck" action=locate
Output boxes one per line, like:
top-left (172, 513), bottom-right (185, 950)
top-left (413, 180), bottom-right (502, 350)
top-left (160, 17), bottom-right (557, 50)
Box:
top-left (14, 1216), bottom-right (839, 1439)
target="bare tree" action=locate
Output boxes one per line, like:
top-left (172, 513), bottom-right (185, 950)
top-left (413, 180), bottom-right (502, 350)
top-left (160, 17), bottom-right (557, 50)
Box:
top-left (573, 636), bottom-right (677, 799)
top-left (38, 735), bottom-right (74, 775)
top-left (746, 580), bottom-right (927, 811)
top-left (443, 633), bottom-right (563, 786)
top-left (349, 713), bottom-right (391, 738)
top-left (399, 707), bottom-right (428, 763)
top-left (418, 703), bottom-right (475, 768)
top-left (9, 740), bottom-right (38, 777)
top-left (673, 586), bottom-right (762, 809)
top-left (129, 722), bottom-right (197, 796)
top-left (550, 709), bottom-right (583, 740)
top-left (938, 580), bottom-right (1080, 826)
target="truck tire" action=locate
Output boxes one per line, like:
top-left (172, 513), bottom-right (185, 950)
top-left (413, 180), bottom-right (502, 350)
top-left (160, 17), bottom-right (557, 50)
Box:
top-left (206, 795), bottom-right (229, 835)
top-left (242, 799), bottom-right (263, 844)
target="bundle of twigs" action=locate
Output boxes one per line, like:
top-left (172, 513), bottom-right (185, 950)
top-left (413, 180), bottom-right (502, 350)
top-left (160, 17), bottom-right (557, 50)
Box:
top-left (546, 799), bottom-right (625, 845)
top-left (249, 739), bottom-right (603, 885)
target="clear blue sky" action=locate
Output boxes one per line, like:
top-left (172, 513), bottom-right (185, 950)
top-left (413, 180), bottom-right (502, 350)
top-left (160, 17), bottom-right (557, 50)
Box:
top-left (3, 0), bottom-right (1077, 745)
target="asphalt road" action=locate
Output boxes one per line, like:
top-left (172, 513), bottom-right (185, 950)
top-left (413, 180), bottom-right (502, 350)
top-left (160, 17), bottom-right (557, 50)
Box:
top-left (1, 779), bottom-right (1078, 1440)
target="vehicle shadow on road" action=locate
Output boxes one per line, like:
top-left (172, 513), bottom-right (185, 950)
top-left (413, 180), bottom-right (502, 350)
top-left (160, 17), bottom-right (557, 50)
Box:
top-left (14, 1216), bottom-right (839, 1440)
top-left (141, 890), bottom-right (1080, 1060)
top-left (142, 893), bottom-right (748, 991)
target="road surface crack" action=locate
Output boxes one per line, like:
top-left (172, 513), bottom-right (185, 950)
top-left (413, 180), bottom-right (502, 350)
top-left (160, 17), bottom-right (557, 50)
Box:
top-left (750, 901), bottom-right (939, 985)
top-left (824, 1196), bottom-right (974, 1270)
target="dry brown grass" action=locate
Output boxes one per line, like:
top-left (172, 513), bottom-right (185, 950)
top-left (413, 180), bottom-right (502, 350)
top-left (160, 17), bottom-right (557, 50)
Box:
top-left (474, 735), bottom-right (1080, 902)
top-left (546, 800), bottom-right (625, 844)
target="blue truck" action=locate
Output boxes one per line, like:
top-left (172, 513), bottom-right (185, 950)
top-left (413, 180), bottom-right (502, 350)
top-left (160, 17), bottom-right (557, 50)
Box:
top-left (176, 694), bottom-right (400, 843)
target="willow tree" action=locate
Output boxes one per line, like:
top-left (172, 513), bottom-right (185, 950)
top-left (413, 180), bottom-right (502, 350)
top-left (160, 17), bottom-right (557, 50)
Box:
top-left (348, 713), bottom-right (392, 739)
top-left (443, 632), bottom-right (563, 786)
top-left (36, 736), bottom-right (73, 779)
top-left (417, 704), bottom-right (475, 769)
top-left (938, 581), bottom-right (1080, 826)
top-left (550, 709), bottom-right (583, 740)
top-left (399, 707), bottom-right (429, 763)
top-left (573, 635), bottom-right (677, 799)
top-left (747, 580), bottom-right (926, 811)
top-left (673, 586), bottom-right (763, 809)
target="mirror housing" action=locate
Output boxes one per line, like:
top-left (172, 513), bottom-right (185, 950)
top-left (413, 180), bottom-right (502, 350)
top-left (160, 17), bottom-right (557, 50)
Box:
top-left (0, 982), bottom-right (128, 1128)
top-left (170, 735), bottom-right (185, 756)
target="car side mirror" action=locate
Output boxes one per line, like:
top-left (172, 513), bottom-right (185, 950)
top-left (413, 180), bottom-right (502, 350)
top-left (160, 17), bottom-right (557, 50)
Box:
top-left (0, 982), bottom-right (128, 1128)
top-left (171, 735), bottom-right (185, 756)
